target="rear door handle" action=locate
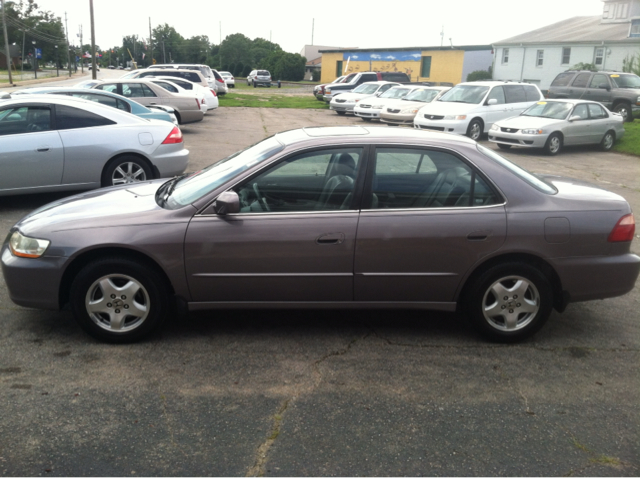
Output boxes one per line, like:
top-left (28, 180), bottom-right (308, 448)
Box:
top-left (316, 232), bottom-right (345, 245)
top-left (467, 230), bottom-right (491, 241)
top-left (36, 146), bottom-right (50, 152)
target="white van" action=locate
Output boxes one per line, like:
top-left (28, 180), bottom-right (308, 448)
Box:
top-left (413, 81), bottom-right (543, 140)
top-left (148, 64), bottom-right (228, 95)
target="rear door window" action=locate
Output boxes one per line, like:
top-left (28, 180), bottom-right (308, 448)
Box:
top-left (523, 85), bottom-right (541, 101)
top-left (55, 105), bottom-right (116, 130)
top-left (571, 73), bottom-right (591, 88)
top-left (504, 85), bottom-right (527, 103)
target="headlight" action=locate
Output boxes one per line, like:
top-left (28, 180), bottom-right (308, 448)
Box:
top-left (490, 124), bottom-right (499, 131)
top-left (401, 108), bottom-right (419, 114)
top-left (443, 115), bottom-right (467, 120)
top-left (522, 129), bottom-right (544, 135)
top-left (325, 89), bottom-right (332, 94)
top-left (9, 231), bottom-right (50, 258)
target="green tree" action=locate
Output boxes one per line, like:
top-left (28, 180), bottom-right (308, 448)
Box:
top-left (182, 35), bottom-right (211, 64)
top-left (466, 68), bottom-right (492, 82)
top-left (622, 54), bottom-right (640, 76)
top-left (264, 51), bottom-right (306, 81)
top-left (220, 33), bottom-right (252, 68)
top-left (153, 24), bottom-right (185, 64)
top-left (572, 62), bottom-right (597, 71)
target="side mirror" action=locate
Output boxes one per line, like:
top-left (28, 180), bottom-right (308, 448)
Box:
top-left (598, 84), bottom-right (610, 91)
top-left (214, 190), bottom-right (240, 215)
top-left (487, 98), bottom-right (498, 105)
top-left (568, 115), bottom-right (582, 122)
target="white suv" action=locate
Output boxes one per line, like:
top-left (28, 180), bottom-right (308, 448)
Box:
top-left (413, 81), bottom-right (543, 140)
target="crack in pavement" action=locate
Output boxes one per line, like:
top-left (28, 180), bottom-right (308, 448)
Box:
top-left (245, 330), bottom-right (371, 477)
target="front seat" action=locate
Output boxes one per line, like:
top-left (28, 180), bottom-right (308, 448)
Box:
top-left (316, 153), bottom-right (356, 209)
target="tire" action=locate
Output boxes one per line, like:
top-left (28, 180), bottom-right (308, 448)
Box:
top-left (466, 262), bottom-right (553, 342)
top-left (466, 119), bottom-right (483, 141)
top-left (601, 130), bottom-right (615, 151)
top-left (102, 155), bottom-right (153, 187)
top-left (336, 111), bottom-right (346, 115)
top-left (253, 81), bottom-right (256, 88)
top-left (70, 257), bottom-right (171, 343)
top-left (613, 102), bottom-right (633, 122)
top-left (544, 132), bottom-right (562, 156)
top-left (361, 117), bottom-right (372, 122)
top-left (386, 123), bottom-right (399, 127)
top-left (497, 144), bottom-right (511, 150)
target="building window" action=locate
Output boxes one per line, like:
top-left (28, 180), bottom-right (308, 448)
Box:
top-left (603, 4), bottom-right (611, 18)
top-left (617, 2), bottom-right (629, 18)
top-left (421, 56), bottom-right (432, 78)
top-left (562, 47), bottom-right (571, 65)
top-left (631, 19), bottom-right (640, 37)
top-left (502, 48), bottom-right (509, 64)
top-left (336, 61), bottom-right (343, 77)
top-left (594, 47), bottom-right (604, 66)
top-left (536, 50), bottom-right (544, 67)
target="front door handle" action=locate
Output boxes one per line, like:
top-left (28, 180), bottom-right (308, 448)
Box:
top-left (36, 146), bottom-right (50, 152)
top-left (467, 230), bottom-right (491, 241)
top-left (316, 232), bottom-right (345, 245)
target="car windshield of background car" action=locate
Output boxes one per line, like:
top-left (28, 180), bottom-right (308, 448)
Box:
top-left (380, 87), bottom-right (411, 99)
top-left (522, 101), bottom-right (573, 120)
top-left (164, 136), bottom-right (286, 208)
top-left (477, 144), bottom-right (556, 194)
top-left (610, 74), bottom-right (640, 88)
top-left (403, 89), bottom-right (440, 102)
top-left (353, 84), bottom-right (380, 95)
top-left (257, 70), bottom-right (270, 76)
top-left (439, 85), bottom-right (490, 104)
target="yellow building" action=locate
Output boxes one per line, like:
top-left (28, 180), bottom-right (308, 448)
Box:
top-left (319, 46), bottom-right (493, 85)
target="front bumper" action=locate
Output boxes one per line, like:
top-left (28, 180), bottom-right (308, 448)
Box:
top-left (354, 107), bottom-right (382, 119)
top-left (488, 130), bottom-right (549, 148)
top-left (330, 102), bottom-right (355, 113)
top-left (413, 117), bottom-right (468, 135)
top-left (380, 112), bottom-right (416, 125)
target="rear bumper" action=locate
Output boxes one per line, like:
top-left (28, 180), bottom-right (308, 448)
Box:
top-left (552, 253), bottom-right (640, 303)
top-left (152, 147), bottom-right (189, 178)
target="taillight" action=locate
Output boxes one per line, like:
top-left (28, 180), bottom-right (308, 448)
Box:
top-left (608, 214), bottom-right (635, 242)
top-left (210, 89), bottom-right (217, 97)
top-left (217, 78), bottom-right (224, 83)
top-left (162, 126), bottom-right (183, 144)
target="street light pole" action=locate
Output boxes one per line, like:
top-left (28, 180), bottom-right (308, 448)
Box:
top-left (1, 0), bottom-right (13, 86)
top-left (55, 45), bottom-right (58, 76)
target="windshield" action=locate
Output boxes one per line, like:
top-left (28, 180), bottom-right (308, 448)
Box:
top-left (477, 144), bottom-right (556, 194)
top-left (353, 84), bottom-right (380, 95)
top-left (610, 73), bottom-right (640, 88)
top-left (403, 88), bottom-right (440, 103)
top-left (438, 85), bottom-right (490, 104)
top-left (521, 101), bottom-right (573, 119)
top-left (162, 136), bottom-right (285, 208)
top-left (257, 70), bottom-right (270, 76)
top-left (380, 87), bottom-right (411, 99)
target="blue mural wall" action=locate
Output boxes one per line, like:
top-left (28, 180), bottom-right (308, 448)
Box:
top-left (342, 51), bottom-right (422, 62)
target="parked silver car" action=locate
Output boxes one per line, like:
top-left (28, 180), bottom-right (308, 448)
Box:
top-left (91, 79), bottom-right (204, 124)
top-left (488, 99), bottom-right (625, 155)
top-left (2, 127), bottom-right (638, 343)
top-left (0, 96), bottom-right (188, 196)
top-left (247, 70), bottom-right (272, 87)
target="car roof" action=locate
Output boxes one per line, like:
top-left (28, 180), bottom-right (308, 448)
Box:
top-left (458, 81), bottom-right (538, 87)
top-left (0, 95), bottom-right (145, 121)
top-left (274, 126), bottom-right (478, 148)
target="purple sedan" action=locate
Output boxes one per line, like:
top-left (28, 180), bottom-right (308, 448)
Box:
top-left (2, 127), bottom-right (638, 343)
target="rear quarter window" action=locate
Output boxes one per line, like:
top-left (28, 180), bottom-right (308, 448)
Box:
top-left (550, 72), bottom-right (575, 87)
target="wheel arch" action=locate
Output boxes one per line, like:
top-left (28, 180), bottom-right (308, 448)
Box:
top-left (456, 252), bottom-right (566, 313)
top-left (58, 247), bottom-right (175, 310)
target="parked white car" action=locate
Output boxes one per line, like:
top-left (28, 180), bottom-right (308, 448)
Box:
top-left (413, 81), bottom-right (544, 140)
top-left (353, 85), bottom-right (419, 121)
top-left (146, 79), bottom-right (209, 114)
top-left (219, 71), bottom-right (235, 88)
top-left (329, 81), bottom-right (400, 115)
top-left (148, 75), bottom-right (218, 112)
top-left (488, 99), bottom-right (625, 155)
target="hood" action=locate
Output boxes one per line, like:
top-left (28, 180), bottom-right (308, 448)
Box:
top-left (385, 99), bottom-right (427, 111)
top-left (495, 115), bottom-right (564, 129)
top-left (332, 93), bottom-right (375, 102)
top-left (417, 100), bottom-right (480, 115)
top-left (16, 180), bottom-right (173, 235)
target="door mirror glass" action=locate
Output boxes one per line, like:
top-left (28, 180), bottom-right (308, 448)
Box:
top-left (487, 98), bottom-right (498, 105)
top-left (214, 190), bottom-right (240, 215)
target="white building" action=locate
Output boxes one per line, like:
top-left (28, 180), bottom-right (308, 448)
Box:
top-left (492, 0), bottom-right (640, 90)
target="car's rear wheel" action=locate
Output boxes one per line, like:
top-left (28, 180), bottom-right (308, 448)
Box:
top-left (70, 258), bottom-right (171, 343)
top-left (601, 131), bottom-right (615, 151)
top-left (466, 119), bottom-right (483, 141)
top-left (102, 155), bottom-right (152, 187)
top-left (497, 144), bottom-right (512, 150)
top-left (466, 262), bottom-right (553, 342)
top-left (544, 133), bottom-right (562, 155)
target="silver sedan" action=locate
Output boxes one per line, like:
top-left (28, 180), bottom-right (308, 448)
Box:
top-left (489, 99), bottom-right (625, 155)
top-left (0, 95), bottom-right (189, 196)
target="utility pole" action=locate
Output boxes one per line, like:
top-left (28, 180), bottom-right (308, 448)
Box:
top-left (149, 18), bottom-right (153, 66)
top-left (79, 24), bottom-right (83, 73)
top-left (1, 0), bottom-right (13, 85)
top-left (65, 11), bottom-right (72, 77)
top-left (89, 0), bottom-right (96, 79)
top-left (162, 41), bottom-right (166, 64)
top-left (311, 18), bottom-right (314, 46)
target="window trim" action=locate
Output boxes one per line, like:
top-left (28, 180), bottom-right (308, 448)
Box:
top-left (561, 47), bottom-right (571, 65)
top-left (502, 48), bottom-right (509, 65)
top-left (594, 47), bottom-right (605, 66)
top-left (536, 50), bottom-right (544, 67)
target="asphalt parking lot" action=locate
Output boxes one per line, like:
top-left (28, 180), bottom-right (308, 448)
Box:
top-left (1, 99), bottom-right (639, 476)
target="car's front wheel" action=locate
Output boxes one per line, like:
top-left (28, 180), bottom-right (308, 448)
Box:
top-left (102, 156), bottom-right (152, 187)
top-left (466, 119), bottom-right (483, 141)
top-left (544, 133), bottom-right (562, 155)
top-left (70, 257), bottom-right (171, 343)
top-left (466, 262), bottom-right (553, 342)
top-left (601, 130), bottom-right (615, 151)
top-left (497, 144), bottom-right (512, 150)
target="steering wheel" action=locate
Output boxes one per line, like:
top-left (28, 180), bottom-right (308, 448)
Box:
top-left (252, 183), bottom-right (271, 212)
